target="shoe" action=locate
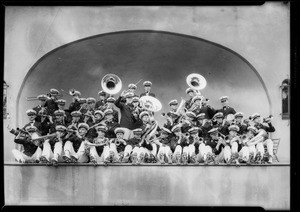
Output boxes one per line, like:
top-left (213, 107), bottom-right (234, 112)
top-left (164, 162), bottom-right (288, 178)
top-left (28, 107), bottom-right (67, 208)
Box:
top-left (182, 154), bottom-right (188, 165)
top-left (39, 156), bottom-right (49, 164)
top-left (268, 156), bottom-right (273, 164)
top-left (51, 158), bottom-right (58, 166)
top-left (122, 154), bottom-right (130, 163)
top-left (90, 156), bottom-right (97, 166)
top-left (62, 155), bottom-right (71, 163)
top-left (70, 155), bottom-right (78, 163)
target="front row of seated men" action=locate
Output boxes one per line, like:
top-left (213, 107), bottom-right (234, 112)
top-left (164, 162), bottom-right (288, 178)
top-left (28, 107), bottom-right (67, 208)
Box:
top-left (8, 108), bottom-right (276, 166)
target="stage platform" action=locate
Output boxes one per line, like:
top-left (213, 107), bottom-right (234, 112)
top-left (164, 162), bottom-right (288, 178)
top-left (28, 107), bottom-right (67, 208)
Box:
top-left (4, 162), bottom-right (290, 209)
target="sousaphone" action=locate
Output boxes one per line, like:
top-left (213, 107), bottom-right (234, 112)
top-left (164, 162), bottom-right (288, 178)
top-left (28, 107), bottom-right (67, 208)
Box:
top-left (139, 96), bottom-right (162, 112)
top-left (101, 74), bottom-right (122, 95)
top-left (186, 73), bottom-right (207, 91)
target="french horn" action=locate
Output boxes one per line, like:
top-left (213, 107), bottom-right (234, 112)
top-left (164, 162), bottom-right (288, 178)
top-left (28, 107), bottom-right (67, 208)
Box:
top-left (139, 96), bottom-right (162, 112)
top-left (101, 74), bottom-right (122, 95)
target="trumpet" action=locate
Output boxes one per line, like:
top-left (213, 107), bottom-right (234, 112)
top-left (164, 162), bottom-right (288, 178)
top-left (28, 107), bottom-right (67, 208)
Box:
top-left (263, 115), bottom-right (273, 123)
top-left (30, 133), bottom-right (57, 142)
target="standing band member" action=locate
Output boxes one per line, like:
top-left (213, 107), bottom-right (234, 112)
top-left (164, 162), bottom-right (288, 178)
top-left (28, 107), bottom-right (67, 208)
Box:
top-left (32, 94), bottom-right (48, 122)
top-left (44, 88), bottom-right (60, 116)
top-left (184, 88), bottom-right (195, 111)
top-left (216, 96), bottom-right (236, 117)
top-left (95, 90), bottom-right (107, 110)
top-left (68, 90), bottom-right (81, 113)
top-left (140, 81), bottom-right (155, 97)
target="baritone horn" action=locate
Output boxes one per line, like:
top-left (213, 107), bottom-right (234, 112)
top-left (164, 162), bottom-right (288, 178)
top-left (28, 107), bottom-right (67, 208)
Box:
top-left (101, 74), bottom-right (122, 95)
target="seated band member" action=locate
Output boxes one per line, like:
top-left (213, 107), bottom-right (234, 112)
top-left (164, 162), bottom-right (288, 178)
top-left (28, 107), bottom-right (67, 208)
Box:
top-left (95, 90), bottom-right (107, 110)
top-left (188, 95), bottom-right (203, 115)
top-left (63, 123), bottom-right (91, 163)
top-left (122, 128), bottom-right (143, 163)
top-left (103, 109), bottom-right (120, 139)
top-left (170, 124), bottom-right (189, 165)
top-left (180, 111), bottom-right (197, 134)
top-left (140, 81), bottom-right (155, 97)
top-left (66, 110), bottom-right (84, 130)
top-left (225, 125), bottom-right (243, 165)
top-left (182, 127), bottom-right (201, 164)
top-left (184, 88), bottom-right (195, 111)
top-left (57, 99), bottom-right (72, 125)
top-left (195, 113), bottom-right (210, 139)
top-left (86, 110), bottom-right (105, 138)
top-left (205, 128), bottom-right (225, 164)
top-left (242, 126), bottom-right (259, 164)
top-left (85, 125), bottom-right (110, 165)
top-left (132, 96), bottom-right (144, 129)
top-left (234, 112), bottom-right (248, 135)
top-left (248, 113), bottom-right (275, 163)
top-left (198, 97), bottom-right (216, 119)
top-left (38, 110), bottom-right (54, 136)
top-left (163, 111), bottom-right (180, 131)
top-left (22, 109), bottom-right (42, 134)
top-left (49, 109), bottom-right (67, 133)
top-left (39, 125), bottom-right (70, 166)
top-left (83, 97), bottom-right (96, 126)
top-left (44, 88), bottom-right (60, 116)
top-left (104, 97), bottom-right (119, 123)
top-left (216, 96), bottom-right (236, 117)
top-left (11, 125), bottom-right (42, 163)
top-left (103, 128), bottom-right (127, 164)
top-left (68, 90), bottom-right (81, 113)
top-left (212, 112), bottom-right (229, 135)
top-left (32, 94), bottom-right (48, 122)
top-left (154, 127), bottom-right (173, 164)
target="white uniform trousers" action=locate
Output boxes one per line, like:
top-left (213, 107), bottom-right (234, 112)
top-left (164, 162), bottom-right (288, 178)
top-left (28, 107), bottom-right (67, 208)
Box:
top-left (197, 143), bottom-right (212, 162)
top-left (182, 144), bottom-right (195, 158)
top-left (12, 147), bottom-right (42, 163)
top-left (64, 141), bottom-right (89, 163)
top-left (172, 145), bottom-right (182, 162)
top-left (40, 139), bottom-right (64, 162)
top-left (247, 144), bottom-right (257, 158)
top-left (103, 143), bottom-right (120, 160)
top-left (157, 145), bottom-right (172, 157)
top-left (239, 146), bottom-right (250, 162)
top-left (89, 146), bottom-right (107, 163)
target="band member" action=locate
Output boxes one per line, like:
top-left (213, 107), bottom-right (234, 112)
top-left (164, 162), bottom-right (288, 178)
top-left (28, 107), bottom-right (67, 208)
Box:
top-left (105, 97), bottom-right (119, 123)
top-left (182, 127), bottom-right (201, 164)
top-left (154, 127), bottom-right (173, 164)
top-left (184, 88), bottom-right (195, 110)
top-left (49, 109), bottom-right (67, 133)
top-left (234, 112), bottom-right (248, 135)
top-left (57, 99), bottom-right (72, 125)
top-left (38, 110), bottom-right (54, 136)
top-left (122, 128), bottom-right (143, 163)
top-left (68, 90), bottom-right (81, 113)
top-left (170, 124), bottom-right (189, 164)
top-left (140, 81), bottom-right (155, 97)
top-left (78, 98), bottom-right (88, 116)
top-left (39, 125), bottom-right (70, 166)
top-left (249, 113), bottom-right (275, 163)
top-left (115, 91), bottom-right (135, 135)
top-left (180, 111), bottom-right (198, 134)
top-left (198, 97), bottom-right (216, 119)
top-left (103, 109), bottom-right (120, 139)
top-left (85, 125), bottom-right (110, 165)
top-left (66, 111), bottom-right (84, 131)
top-left (188, 95), bottom-right (203, 115)
top-left (95, 90), bottom-right (107, 110)
top-left (163, 111), bottom-right (180, 131)
top-left (242, 126), bottom-right (258, 164)
top-left (205, 128), bottom-right (225, 164)
top-left (103, 128), bottom-right (127, 163)
top-left (195, 113), bottom-right (210, 138)
top-left (216, 96), bottom-right (236, 117)
top-left (132, 96), bottom-right (143, 129)
top-left (86, 110), bottom-right (105, 138)
top-left (167, 99), bottom-right (178, 114)
top-left (196, 126), bottom-right (215, 164)
top-left (21, 109), bottom-right (42, 134)
top-left (212, 112), bottom-right (229, 135)
top-left (63, 123), bottom-right (91, 163)
top-left (83, 97), bottom-right (96, 126)
top-left (226, 125), bottom-right (243, 165)
top-left (11, 125), bottom-right (42, 163)
top-left (32, 94), bottom-right (48, 122)
top-left (44, 88), bottom-right (60, 116)
top-left (128, 84), bottom-right (139, 97)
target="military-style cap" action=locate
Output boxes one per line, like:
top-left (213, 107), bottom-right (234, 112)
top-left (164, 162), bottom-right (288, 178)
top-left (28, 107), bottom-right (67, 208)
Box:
top-left (196, 113), bottom-right (206, 119)
top-left (55, 125), bottom-right (67, 131)
top-left (171, 124), bottom-right (181, 132)
top-left (168, 99), bottom-right (178, 106)
top-left (132, 97), bottom-right (139, 102)
top-left (132, 128), bottom-right (143, 134)
top-left (56, 99), bottom-right (66, 105)
top-left (247, 126), bottom-right (257, 134)
top-left (94, 110), bottom-right (104, 118)
top-left (188, 127), bottom-right (199, 134)
top-left (104, 109), bottom-right (113, 116)
top-left (114, 127), bottom-right (125, 134)
top-left (78, 98), bottom-right (86, 104)
top-left (50, 88), bottom-right (59, 95)
top-left (143, 81), bottom-right (152, 87)
top-left (128, 84), bottom-right (137, 89)
top-left (124, 92), bottom-right (134, 98)
top-left (192, 95), bottom-right (203, 103)
top-left (228, 125), bottom-right (240, 132)
top-left (185, 111), bottom-right (197, 119)
top-left (139, 111), bottom-right (149, 119)
top-left (160, 127), bottom-right (171, 134)
top-left (71, 110), bottom-right (82, 117)
top-left (54, 109), bottom-right (65, 116)
top-left (73, 91), bottom-right (81, 97)
top-left (106, 97), bottom-right (115, 103)
top-left (98, 90), bottom-right (106, 96)
top-left (213, 112), bottom-right (224, 119)
top-left (250, 113), bottom-right (260, 120)
top-left (25, 125), bottom-right (37, 132)
top-left (37, 94), bottom-right (48, 101)
top-left (86, 97), bottom-right (96, 104)
top-left (78, 123), bottom-right (89, 131)
top-left (208, 128), bottom-right (219, 135)
top-left (219, 96), bottom-right (229, 102)
top-left (234, 112), bottom-right (244, 118)
top-left (26, 109), bottom-right (37, 116)
top-left (95, 125), bottom-right (107, 132)
top-left (186, 88), bottom-right (194, 94)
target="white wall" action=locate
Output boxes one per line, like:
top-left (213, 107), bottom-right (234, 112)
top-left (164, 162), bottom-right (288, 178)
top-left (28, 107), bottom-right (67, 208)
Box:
top-left (4, 3), bottom-right (290, 162)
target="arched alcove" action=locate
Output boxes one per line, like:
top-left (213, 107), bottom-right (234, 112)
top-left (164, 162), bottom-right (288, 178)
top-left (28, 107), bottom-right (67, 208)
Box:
top-left (17, 30), bottom-right (270, 126)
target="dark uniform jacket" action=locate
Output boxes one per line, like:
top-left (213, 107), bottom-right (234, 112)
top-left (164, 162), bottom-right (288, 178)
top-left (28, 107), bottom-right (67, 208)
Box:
top-left (184, 98), bottom-right (193, 110)
top-left (95, 99), bottom-right (106, 110)
top-left (199, 105), bottom-right (217, 119)
top-left (105, 120), bottom-right (120, 138)
top-left (127, 137), bottom-right (141, 147)
top-left (217, 106), bottom-right (236, 117)
top-left (236, 122), bottom-right (248, 135)
top-left (68, 100), bottom-right (81, 113)
top-left (49, 120), bottom-right (67, 133)
top-left (115, 96), bottom-right (135, 130)
top-left (205, 137), bottom-right (224, 155)
top-left (212, 122), bottom-right (229, 136)
top-left (40, 118), bottom-right (53, 136)
top-left (45, 98), bottom-right (59, 116)
top-left (254, 122), bottom-right (275, 138)
top-left (170, 135), bottom-right (189, 151)
top-left (32, 105), bottom-right (45, 122)
top-left (48, 132), bottom-right (72, 151)
top-left (110, 138), bottom-right (126, 153)
top-left (23, 121), bottom-right (43, 135)
top-left (14, 136), bottom-right (39, 157)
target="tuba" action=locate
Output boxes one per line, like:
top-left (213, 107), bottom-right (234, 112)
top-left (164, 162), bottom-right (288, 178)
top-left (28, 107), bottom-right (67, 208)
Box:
top-left (186, 73), bottom-right (207, 94)
top-left (139, 96), bottom-right (162, 112)
top-left (101, 74), bottom-right (122, 95)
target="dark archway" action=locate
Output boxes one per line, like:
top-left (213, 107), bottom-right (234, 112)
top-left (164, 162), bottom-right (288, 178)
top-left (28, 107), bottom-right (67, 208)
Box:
top-left (17, 30), bottom-right (270, 126)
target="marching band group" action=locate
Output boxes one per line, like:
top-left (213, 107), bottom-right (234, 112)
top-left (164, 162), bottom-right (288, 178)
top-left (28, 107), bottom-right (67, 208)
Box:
top-left (7, 73), bottom-right (276, 166)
